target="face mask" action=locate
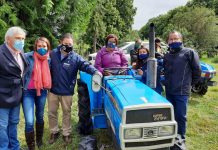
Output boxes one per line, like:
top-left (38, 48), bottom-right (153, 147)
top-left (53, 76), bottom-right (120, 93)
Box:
top-left (134, 43), bottom-right (141, 50)
top-left (14, 40), bottom-right (24, 51)
top-left (37, 48), bottom-right (47, 56)
top-left (169, 42), bottom-right (182, 49)
top-left (139, 53), bottom-right (149, 60)
top-left (61, 44), bottom-right (73, 53)
top-left (107, 42), bottom-right (116, 49)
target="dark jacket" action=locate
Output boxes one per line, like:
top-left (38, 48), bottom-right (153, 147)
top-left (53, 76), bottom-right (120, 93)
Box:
top-left (50, 47), bottom-right (97, 95)
top-left (163, 47), bottom-right (201, 95)
top-left (0, 44), bottom-right (28, 108)
top-left (23, 51), bottom-right (51, 89)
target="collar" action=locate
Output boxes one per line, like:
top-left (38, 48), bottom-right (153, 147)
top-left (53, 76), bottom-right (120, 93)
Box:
top-left (6, 43), bottom-right (20, 56)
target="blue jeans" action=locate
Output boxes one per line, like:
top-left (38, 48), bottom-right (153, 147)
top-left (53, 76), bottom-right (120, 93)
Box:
top-left (0, 105), bottom-right (20, 150)
top-left (166, 94), bottom-right (188, 139)
top-left (22, 89), bottom-right (47, 132)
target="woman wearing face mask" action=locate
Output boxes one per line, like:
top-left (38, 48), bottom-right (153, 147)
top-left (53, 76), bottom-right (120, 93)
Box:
top-left (22, 37), bottom-right (51, 150)
top-left (95, 34), bottom-right (128, 76)
top-left (134, 47), bottom-right (163, 94)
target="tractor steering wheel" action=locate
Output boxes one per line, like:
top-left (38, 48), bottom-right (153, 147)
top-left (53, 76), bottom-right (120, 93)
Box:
top-left (103, 67), bottom-right (130, 76)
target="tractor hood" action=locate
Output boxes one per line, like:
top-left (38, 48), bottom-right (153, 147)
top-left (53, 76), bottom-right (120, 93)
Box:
top-left (104, 76), bottom-right (170, 109)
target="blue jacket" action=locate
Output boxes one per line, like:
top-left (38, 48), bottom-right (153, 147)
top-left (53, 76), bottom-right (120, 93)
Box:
top-left (163, 47), bottom-right (201, 95)
top-left (0, 44), bottom-right (28, 108)
top-left (139, 59), bottom-right (163, 94)
top-left (23, 51), bottom-right (51, 90)
top-left (50, 47), bottom-right (97, 95)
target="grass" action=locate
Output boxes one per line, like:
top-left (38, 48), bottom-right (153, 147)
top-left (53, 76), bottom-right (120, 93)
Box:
top-left (18, 57), bottom-right (218, 150)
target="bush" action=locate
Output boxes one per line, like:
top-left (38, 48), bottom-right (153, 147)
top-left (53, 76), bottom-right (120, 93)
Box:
top-left (211, 56), bottom-right (218, 63)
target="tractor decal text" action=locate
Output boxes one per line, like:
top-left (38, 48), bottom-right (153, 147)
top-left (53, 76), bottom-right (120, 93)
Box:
top-left (153, 113), bottom-right (167, 121)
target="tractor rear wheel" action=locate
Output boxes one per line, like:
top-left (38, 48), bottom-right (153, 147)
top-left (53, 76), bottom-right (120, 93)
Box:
top-left (77, 79), bottom-right (93, 135)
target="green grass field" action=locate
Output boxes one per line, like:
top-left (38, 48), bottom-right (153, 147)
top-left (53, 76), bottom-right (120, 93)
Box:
top-left (18, 57), bottom-right (218, 150)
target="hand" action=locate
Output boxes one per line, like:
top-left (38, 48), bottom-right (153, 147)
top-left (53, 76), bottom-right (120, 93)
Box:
top-left (103, 71), bottom-right (112, 76)
top-left (137, 69), bottom-right (143, 75)
top-left (94, 71), bottom-right (102, 77)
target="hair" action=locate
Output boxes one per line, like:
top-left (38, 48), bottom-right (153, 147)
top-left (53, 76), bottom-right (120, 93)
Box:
top-left (105, 34), bottom-right (118, 46)
top-left (167, 31), bottom-right (183, 41)
top-left (5, 26), bottom-right (27, 42)
top-left (34, 37), bottom-right (51, 51)
top-left (135, 38), bottom-right (142, 43)
top-left (138, 47), bottom-right (149, 54)
top-left (155, 38), bottom-right (161, 43)
top-left (60, 33), bottom-right (73, 41)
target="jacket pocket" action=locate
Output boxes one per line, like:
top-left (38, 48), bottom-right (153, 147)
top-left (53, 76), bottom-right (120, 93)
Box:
top-left (0, 87), bottom-right (11, 94)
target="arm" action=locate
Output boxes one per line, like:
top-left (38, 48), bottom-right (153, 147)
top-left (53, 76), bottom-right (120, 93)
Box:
top-left (94, 51), bottom-right (104, 73)
top-left (77, 54), bottom-right (97, 75)
top-left (190, 50), bottom-right (201, 85)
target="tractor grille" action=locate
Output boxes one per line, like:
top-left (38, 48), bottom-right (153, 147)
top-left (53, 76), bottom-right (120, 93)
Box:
top-left (143, 127), bottom-right (158, 138)
top-left (125, 139), bottom-right (172, 147)
top-left (126, 108), bottom-right (171, 124)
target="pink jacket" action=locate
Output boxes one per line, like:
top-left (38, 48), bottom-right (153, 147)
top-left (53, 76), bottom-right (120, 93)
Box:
top-left (94, 46), bottom-right (128, 73)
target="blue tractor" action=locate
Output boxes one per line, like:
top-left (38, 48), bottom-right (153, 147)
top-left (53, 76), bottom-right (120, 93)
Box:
top-left (191, 62), bottom-right (217, 95)
top-left (77, 69), bottom-right (177, 150)
top-left (77, 24), bottom-right (177, 150)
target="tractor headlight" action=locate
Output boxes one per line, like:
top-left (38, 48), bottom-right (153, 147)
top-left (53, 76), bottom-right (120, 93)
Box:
top-left (124, 128), bottom-right (142, 139)
top-left (158, 125), bottom-right (175, 137)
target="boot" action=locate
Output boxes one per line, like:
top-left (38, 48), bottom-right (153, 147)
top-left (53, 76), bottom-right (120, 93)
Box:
top-left (36, 122), bottom-right (44, 148)
top-left (25, 131), bottom-right (35, 150)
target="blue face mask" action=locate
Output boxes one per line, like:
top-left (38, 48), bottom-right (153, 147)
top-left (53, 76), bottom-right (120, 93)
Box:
top-left (107, 42), bottom-right (116, 49)
top-left (37, 48), bottom-right (47, 56)
top-left (139, 53), bottom-right (149, 60)
top-left (14, 40), bottom-right (24, 51)
top-left (169, 42), bottom-right (182, 49)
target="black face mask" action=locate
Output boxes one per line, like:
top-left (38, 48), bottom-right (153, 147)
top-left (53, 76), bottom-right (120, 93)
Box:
top-left (61, 44), bottom-right (73, 53)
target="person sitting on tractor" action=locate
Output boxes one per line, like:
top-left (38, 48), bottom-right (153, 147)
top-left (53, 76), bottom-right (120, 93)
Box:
top-left (94, 34), bottom-right (128, 76)
top-left (133, 47), bottom-right (163, 94)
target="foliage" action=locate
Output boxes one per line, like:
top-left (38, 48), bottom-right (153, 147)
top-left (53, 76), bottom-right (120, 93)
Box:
top-left (84, 0), bottom-right (136, 52)
top-left (0, 0), bottom-right (97, 52)
top-left (212, 56), bottom-right (218, 63)
top-left (139, 6), bottom-right (218, 56)
top-left (187, 0), bottom-right (218, 15)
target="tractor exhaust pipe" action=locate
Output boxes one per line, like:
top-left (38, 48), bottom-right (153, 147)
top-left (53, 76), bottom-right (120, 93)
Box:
top-left (146, 23), bottom-right (157, 88)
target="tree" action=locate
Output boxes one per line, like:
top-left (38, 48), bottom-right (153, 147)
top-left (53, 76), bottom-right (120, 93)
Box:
top-left (84, 0), bottom-right (136, 52)
top-left (0, 1), bottom-right (18, 43)
top-left (139, 6), bottom-right (218, 56)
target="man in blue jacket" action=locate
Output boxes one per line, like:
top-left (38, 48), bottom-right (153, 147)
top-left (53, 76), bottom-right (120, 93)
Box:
top-left (0, 26), bottom-right (28, 150)
top-left (164, 31), bottom-right (201, 150)
top-left (48, 33), bottom-right (99, 145)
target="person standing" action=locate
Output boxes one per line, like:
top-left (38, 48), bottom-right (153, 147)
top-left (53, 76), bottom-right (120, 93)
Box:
top-left (0, 26), bottom-right (28, 150)
top-left (22, 37), bottom-right (52, 150)
top-left (163, 31), bottom-right (201, 150)
top-left (48, 33), bottom-right (99, 145)
top-left (130, 38), bottom-right (142, 65)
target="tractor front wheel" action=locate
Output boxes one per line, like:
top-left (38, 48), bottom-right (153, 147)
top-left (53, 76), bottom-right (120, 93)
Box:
top-left (77, 79), bottom-right (93, 135)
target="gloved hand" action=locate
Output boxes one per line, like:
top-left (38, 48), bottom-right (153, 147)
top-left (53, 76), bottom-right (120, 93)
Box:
top-left (94, 71), bottom-right (102, 77)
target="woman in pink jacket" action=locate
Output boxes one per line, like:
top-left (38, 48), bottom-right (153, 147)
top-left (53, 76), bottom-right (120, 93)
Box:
top-left (94, 34), bottom-right (128, 75)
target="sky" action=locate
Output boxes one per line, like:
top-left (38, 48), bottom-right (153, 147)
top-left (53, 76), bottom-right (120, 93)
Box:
top-left (133, 0), bottom-right (189, 30)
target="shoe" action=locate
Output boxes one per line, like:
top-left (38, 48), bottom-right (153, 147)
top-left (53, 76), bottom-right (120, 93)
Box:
top-left (25, 131), bottom-right (35, 150)
top-left (170, 134), bottom-right (187, 150)
top-left (48, 132), bottom-right (60, 144)
top-left (36, 122), bottom-right (44, 148)
top-left (63, 135), bottom-right (72, 144)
